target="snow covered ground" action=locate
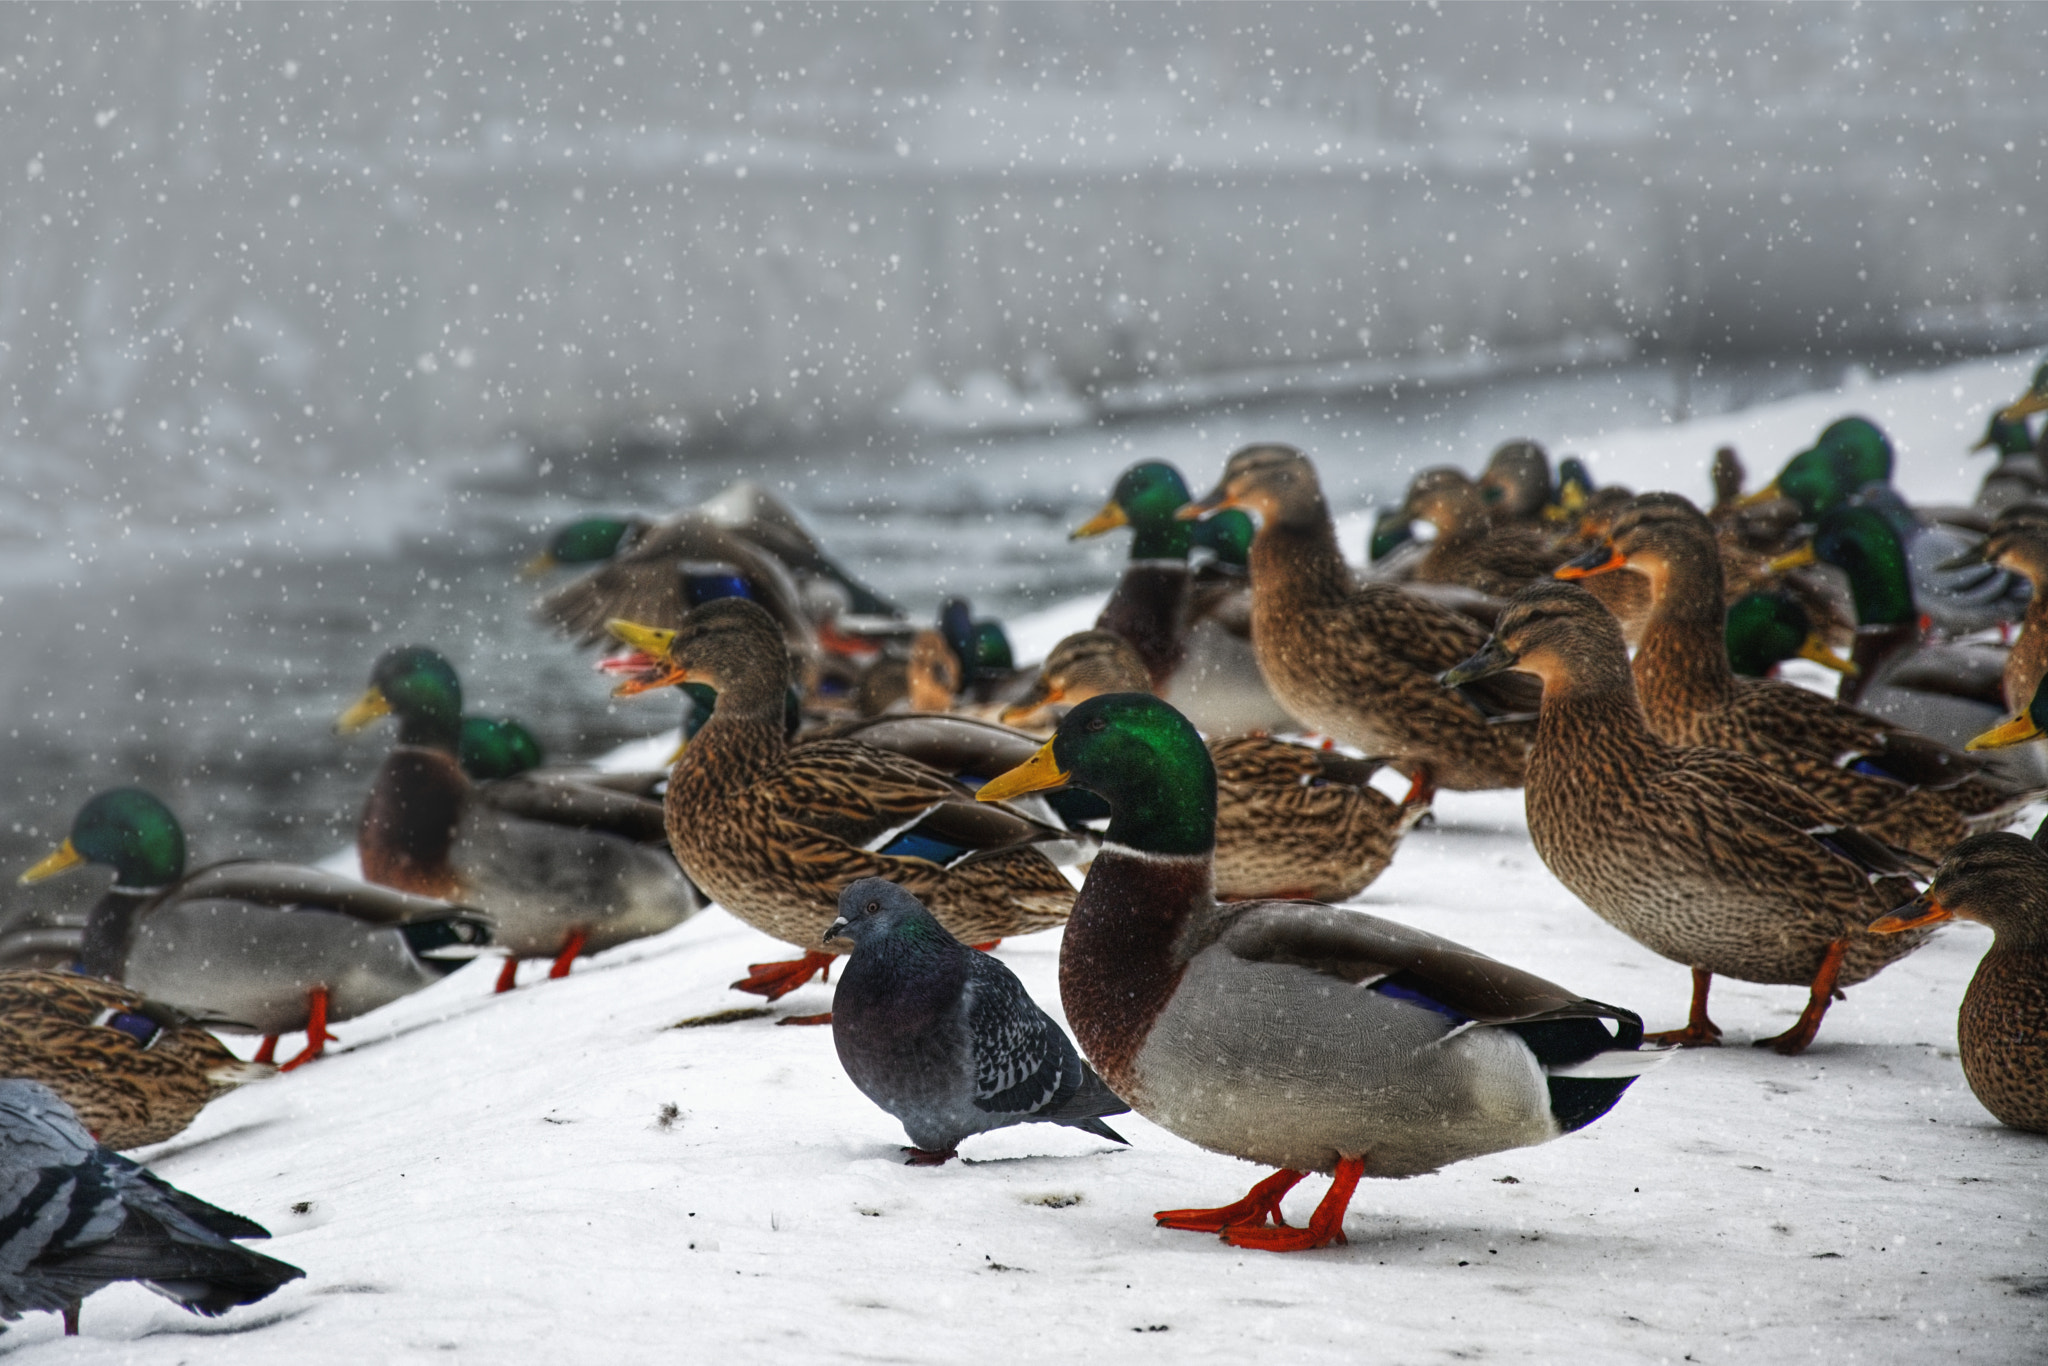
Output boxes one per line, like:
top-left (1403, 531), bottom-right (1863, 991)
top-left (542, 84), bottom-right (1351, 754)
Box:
top-left (10, 354), bottom-right (2048, 1361)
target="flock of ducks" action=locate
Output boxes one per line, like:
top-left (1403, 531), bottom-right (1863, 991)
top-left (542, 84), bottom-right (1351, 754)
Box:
top-left (6, 368), bottom-right (2048, 1329)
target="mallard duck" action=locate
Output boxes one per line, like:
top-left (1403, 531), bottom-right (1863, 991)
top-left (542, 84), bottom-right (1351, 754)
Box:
top-left (1180, 444), bottom-right (1536, 793)
top-left (1723, 589), bottom-right (1857, 679)
top-left (1871, 832), bottom-right (2048, 1133)
top-left (0, 1080), bottom-right (302, 1337)
top-left (0, 971), bottom-right (271, 1149)
top-left (1002, 630), bottom-right (1427, 901)
top-left (340, 646), bottom-right (701, 991)
top-left (1558, 495), bottom-right (2031, 860)
top-left (1399, 467), bottom-right (1571, 596)
top-left (20, 788), bottom-right (491, 1069)
top-left (1970, 407), bottom-right (2048, 514)
top-left (976, 691), bottom-right (1660, 1252)
top-left (1965, 519), bottom-right (2048, 712)
top-left (1069, 460), bottom-right (1294, 735)
top-left (606, 601), bottom-right (1076, 1021)
top-left (1442, 581), bottom-right (1934, 1054)
top-left (937, 597), bottom-right (1018, 699)
top-left (458, 715), bottom-right (544, 781)
top-left (1477, 439), bottom-right (1555, 523)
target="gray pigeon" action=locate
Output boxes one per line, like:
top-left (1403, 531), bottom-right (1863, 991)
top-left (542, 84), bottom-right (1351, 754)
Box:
top-left (826, 877), bottom-right (1130, 1165)
top-left (0, 1079), bottom-right (302, 1336)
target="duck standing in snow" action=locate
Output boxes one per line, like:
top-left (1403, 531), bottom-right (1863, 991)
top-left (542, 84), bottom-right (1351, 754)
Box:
top-left (0, 971), bottom-right (271, 1149)
top-left (977, 692), bottom-right (1660, 1252)
top-left (0, 1079), bottom-right (302, 1336)
top-left (1870, 832), bottom-right (2048, 1133)
top-left (21, 788), bottom-right (491, 1070)
top-left (1443, 582), bottom-right (1934, 1054)
top-left (340, 645), bottom-right (700, 992)
top-left (825, 878), bottom-right (1128, 1165)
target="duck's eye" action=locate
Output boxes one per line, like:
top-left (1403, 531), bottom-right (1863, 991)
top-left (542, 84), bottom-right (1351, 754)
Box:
top-left (1084, 716), bottom-right (1108, 734)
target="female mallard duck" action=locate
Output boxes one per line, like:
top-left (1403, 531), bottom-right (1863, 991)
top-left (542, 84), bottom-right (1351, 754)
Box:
top-left (1400, 467), bottom-right (1570, 596)
top-left (1558, 495), bottom-right (2031, 860)
top-left (1002, 631), bottom-right (1428, 901)
top-left (1180, 444), bottom-right (1537, 793)
top-left (1441, 581), bottom-right (1934, 1054)
top-left (1069, 460), bottom-right (1294, 735)
top-left (0, 970), bottom-right (271, 1148)
top-left (1477, 439), bottom-right (1555, 524)
top-left (1872, 832), bottom-right (2048, 1132)
top-left (19, 788), bottom-right (491, 1069)
top-left (976, 692), bottom-right (1659, 1252)
top-left (606, 600), bottom-right (1076, 1020)
top-left (340, 646), bottom-right (701, 991)
top-left (1967, 518), bottom-right (2048, 712)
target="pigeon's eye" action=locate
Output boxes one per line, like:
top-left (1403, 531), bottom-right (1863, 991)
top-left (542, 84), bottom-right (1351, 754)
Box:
top-left (864, 901), bottom-right (879, 916)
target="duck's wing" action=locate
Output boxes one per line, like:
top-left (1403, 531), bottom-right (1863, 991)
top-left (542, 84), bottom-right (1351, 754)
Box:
top-left (962, 954), bottom-right (1128, 1133)
top-left (1728, 678), bottom-right (1984, 791)
top-left (472, 773), bottom-right (669, 844)
top-left (1354, 583), bottom-right (1544, 716)
top-left (811, 714), bottom-right (1044, 779)
top-left (1217, 900), bottom-right (1638, 1031)
top-left (1655, 747), bottom-right (1935, 883)
top-left (171, 861), bottom-right (485, 926)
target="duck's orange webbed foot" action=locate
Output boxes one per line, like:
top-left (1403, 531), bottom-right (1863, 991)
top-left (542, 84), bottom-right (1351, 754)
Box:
top-left (776, 1011), bottom-right (834, 1027)
top-left (1155, 1168), bottom-right (1305, 1233)
top-left (1646, 967), bottom-right (1723, 1048)
top-left (903, 1146), bottom-right (957, 1166)
top-left (731, 950), bottom-right (836, 1001)
top-left (278, 987), bottom-right (336, 1072)
top-left (1754, 938), bottom-right (1848, 1057)
top-left (1221, 1157), bottom-right (1364, 1253)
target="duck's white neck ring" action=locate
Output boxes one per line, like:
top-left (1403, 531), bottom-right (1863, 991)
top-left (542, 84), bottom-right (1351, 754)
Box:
top-left (110, 883), bottom-right (169, 896)
top-left (1097, 841), bottom-right (1211, 866)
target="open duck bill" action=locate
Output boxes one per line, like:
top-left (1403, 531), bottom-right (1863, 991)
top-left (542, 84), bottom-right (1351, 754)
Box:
top-left (1798, 635), bottom-right (1859, 676)
top-left (18, 839), bottom-right (85, 885)
top-left (335, 687), bottom-right (393, 734)
top-left (1870, 894), bottom-right (1954, 934)
top-left (1554, 543), bottom-right (1625, 579)
top-left (1439, 639), bottom-right (1520, 689)
top-left (1966, 711), bottom-right (2042, 750)
top-left (605, 618), bottom-right (679, 658)
top-left (974, 741), bottom-right (1072, 802)
top-left (1068, 502), bottom-right (1130, 539)
top-left (1767, 542), bottom-right (1819, 574)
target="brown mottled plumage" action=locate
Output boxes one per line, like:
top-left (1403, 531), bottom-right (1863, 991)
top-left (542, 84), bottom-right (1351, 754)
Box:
top-left (0, 972), bottom-right (270, 1149)
top-left (644, 599), bottom-right (1076, 1000)
top-left (1564, 495), bottom-right (2031, 860)
top-left (1476, 439), bottom-right (1555, 524)
top-left (1185, 445), bottom-right (1536, 791)
top-left (1984, 523), bottom-right (2048, 712)
top-left (1403, 467), bottom-right (1571, 597)
top-left (1003, 632), bottom-right (1428, 900)
top-left (1873, 832), bottom-right (2048, 1132)
top-left (1446, 581), bottom-right (1933, 1054)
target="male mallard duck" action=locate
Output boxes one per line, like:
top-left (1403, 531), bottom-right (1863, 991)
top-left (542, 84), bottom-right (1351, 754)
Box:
top-left (458, 715), bottom-right (544, 781)
top-left (976, 692), bottom-right (1660, 1252)
top-left (1069, 460), bottom-right (1293, 734)
top-left (21, 788), bottom-right (491, 1069)
top-left (1477, 439), bottom-right (1555, 523)
top-left (1559, 495), bottom-right (2031, 860)
top-left (1872, 832), bottom-right (2048, 1133)
top-left (0, 1080), bottom-right (302, 1337)
top-left (340, 646), bottom-right (700, 991)
top-left (1443, 581), bottom-right (1935, 1054)
top-left (1724, 589), bottom-right (1857, 679)
top-left (937, 597), bottom-right (1018, 700)
top-left (1002, 630), bottom-right (1428, 901)
top-left (1399, 467), bottom-right (1570, 597)
top-left (1180, 444), bottom-right (1536, 793)
top-left (606, 601), bottom-right (1076, 1020)
top-left (0, 971), bottom-right (271, 1149)
top-left (1970, 406), bottom-right (2048, 514)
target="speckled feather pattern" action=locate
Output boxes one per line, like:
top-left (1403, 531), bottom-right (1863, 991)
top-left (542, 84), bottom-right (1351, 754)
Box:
top-left (1957, 940), bottom-right (2048, 1131)
top-left (535, 513), bottom-right (811, 649)
top-left (1209, 735), bottom-right (1416, 901)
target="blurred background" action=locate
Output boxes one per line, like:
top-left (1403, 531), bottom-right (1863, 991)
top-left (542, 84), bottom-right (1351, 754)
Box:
top-left (3, 2), bottom-right (2045, 911)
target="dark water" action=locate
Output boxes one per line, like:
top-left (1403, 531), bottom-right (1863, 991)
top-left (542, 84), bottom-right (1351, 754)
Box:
top-left (0, 349), bottom-right (1967, 934)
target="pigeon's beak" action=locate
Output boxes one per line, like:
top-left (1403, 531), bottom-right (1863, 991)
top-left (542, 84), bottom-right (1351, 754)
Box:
top-left (822, 916), bottom-right (853, 945)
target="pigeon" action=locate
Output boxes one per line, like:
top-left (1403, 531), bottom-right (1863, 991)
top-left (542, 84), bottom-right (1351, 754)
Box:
top-left (826, 878), bottom-right (1130, 1165)
top-left (0, 1079), bottom-right (302, 1336)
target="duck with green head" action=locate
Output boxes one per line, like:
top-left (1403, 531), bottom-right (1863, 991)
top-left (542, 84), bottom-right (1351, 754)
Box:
top-left (1724, 590), bottom-right (1858, 680)
top-left (20, 788), bottom-right (491, 1070)
top-left (976, 691), bottom-right (1659, 1252)
top-left (1070, 460), bottom-right (1292, 735)
top-left (340, 645), bottom-right (700, 993)
top-left (1971, 401), bottom-right (2048, 515)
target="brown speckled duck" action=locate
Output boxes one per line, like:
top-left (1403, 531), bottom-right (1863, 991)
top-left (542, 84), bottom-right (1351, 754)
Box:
top-left (608, 600), bottom-right (1076, 1021)
top-left (1182, 444), bottom-right (1536, 793)
top-left (1003, 631), bottom-right (1429, 901)
top-left (1559, 494), bottom-right (2033, 860)
top-left (1401, 467), bottom-right (1571, 597)
top-left (1977, 520), bottom-right (2048, 713)
top-left (977, 692), bottom-right (1661, 1252)
top-left (1872, 831), bottom-right (2048, 1133)
top-left (1443, 581), bottom-right (1934, 1054)
top-left (0, 971), bottom-right (270, 1149)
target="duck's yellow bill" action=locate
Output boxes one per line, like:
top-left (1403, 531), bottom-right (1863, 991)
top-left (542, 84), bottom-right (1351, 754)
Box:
top-left (606, 619), bottom-right (678, 658)
top-left (1069, 502), bottom-right (1129, 540)
top-left (1797, 634), bottom-right (1858, 676)
top-left (519, 551), bottom-right (559, 579)
top-left (976, 741), bottom-right (1070, 801)
top-left (1966, 711), bottom-right (2042, 750)
top-left (1768, 542), bottom-right (1819, 574)
top-left (1733, 479), bottom-right (1785, 511)
top-left (19, 839), bottom-right (84, 885)
top-left (336, 687), bottom-right (392, 734)
top-left (1999, 391), bottom-right (2048, 422)
top-left (1870, 895), bottom-right (1952, 934)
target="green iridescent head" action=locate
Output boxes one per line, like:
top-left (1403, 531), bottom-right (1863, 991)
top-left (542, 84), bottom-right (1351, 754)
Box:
top-left (1812, 505), bottom-right (1916, 627)
top-left (1979, 410), bottom-right (2034, 458)
top-left (1007, 692), bottom-right (1217, 856)
top-left (1722, 591), bottom-right (1856, 680)
top-left (1191, 507), bottom-right (1254, 568)
top-left (1775, 417), bottom-right (1894, 518)
top-left (458, 716), bottom-right (544, 781)
top-left (1072, 462), bottom-right (1198, 560)
top-left (27, 788), bottom-right (188, 889)
top-left (939, 600), bottom-right (1013, 681)
top-left (1369, 509), bottom-right (1414, 562)
top-left (339, 645), bottom-right (465, 751)
top-left (549, 517), bottom-right (636, 565)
